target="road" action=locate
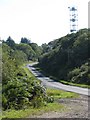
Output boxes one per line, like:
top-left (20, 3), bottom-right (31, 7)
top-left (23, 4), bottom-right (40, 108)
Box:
top-left (27, 63), bottom-right (89, 96)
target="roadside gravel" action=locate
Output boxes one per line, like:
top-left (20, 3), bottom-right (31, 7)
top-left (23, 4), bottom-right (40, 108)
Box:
top-left (28, 95), bottom-right (89, 118)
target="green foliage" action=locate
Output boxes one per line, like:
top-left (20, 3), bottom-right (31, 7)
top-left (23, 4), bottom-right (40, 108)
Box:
top-left (68, 68), bottom-right (81, 79)
top-left (3, 75), bottom-right (47, 110)
top-left (16, 43), bottom-right (36, 60)
top-left (46, 88), bottom-right (79, 100)
top-left (60, 80), bottom-right (90, 88)
top-left (39, 29), bottom-right (90, 84)
top-left (31, 84), bottom-right (46, 108)
top-left (11, 50), bottom-right (27, 66)
top-left (21, 37), bottom-right (31, 44)
top-left (20, 37), bottom-right (42, 60)
top-left (2, 40), bottom-right (47, 110)
top-left (30, 43), bottom-right (42, 59)
top-left (2, 44), bottom-right (16, 84)
top-left (3, 103), bottom-right (64, 118)
top-left (67, 62), bottom-right (89, 84)
top-left (5, 36), bottom-right (16, 49)
top-left (3, 88), bottom-right (79, 118)
top-left (41, 43), bottom-right (51, 53)
top-left (2, 61), bottom-right (48, 110)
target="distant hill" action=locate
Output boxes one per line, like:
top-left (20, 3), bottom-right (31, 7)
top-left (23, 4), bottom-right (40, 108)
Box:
top-left (39, 29), bottom-right (90, 85)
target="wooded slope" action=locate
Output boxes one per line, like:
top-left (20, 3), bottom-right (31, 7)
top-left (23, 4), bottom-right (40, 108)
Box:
top-left (39, 29), bottom-right (90, 84)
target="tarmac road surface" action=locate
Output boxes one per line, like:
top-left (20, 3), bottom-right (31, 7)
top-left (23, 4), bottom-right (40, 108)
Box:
top-left (27, 63), bottom-right (89, 96)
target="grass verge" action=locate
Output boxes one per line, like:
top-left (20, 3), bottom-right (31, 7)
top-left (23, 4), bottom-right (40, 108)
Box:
top-left (60, 80), bottom-right (90, 89)
top-left (23, 66), bottom-right (35, 78)
top-left (2, 88), bottom-right (79, 118)
top-left (2, 103), bottom-right (64, 118)
top-left (46, 88), bottom-right (79, 100)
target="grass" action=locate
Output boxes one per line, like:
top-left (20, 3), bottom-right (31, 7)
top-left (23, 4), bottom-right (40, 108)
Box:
top-left (22, 60), bottom-right (36, 68)
top-left (60, 80), bottom-right (90, 89)
top-left (22, 64), bottom-right (41, 83)
top-left (2, 88), bottom-right (79, 118)
top-left (2, 103), bottom-right (64, 118)
top-left (2, 63), bottom-right (80, 119)
top-left (21, 61), bottom-right (37, 78)
top-left (23, 66), bottom-right (35, 78)
top-left (46, 88), bottom-right (79, 100)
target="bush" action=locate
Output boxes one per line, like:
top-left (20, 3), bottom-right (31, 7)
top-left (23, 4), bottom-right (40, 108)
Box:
top-left (2, 72), bottom-right (50, 110)
top-left (31, 84), bottom-right (47, 108)
top-left (67, 63), bottom-right (89, 84)
top-left (68, 68), bottom-right (80, 80)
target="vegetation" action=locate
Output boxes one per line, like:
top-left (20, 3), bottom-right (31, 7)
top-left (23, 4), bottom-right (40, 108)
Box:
top-left (2, 28), bottom-right (89, 118)
top-left (39, 29), bottom-right (90, 85)
top-left (2, 37), bottom-right (49, 111)
top-left (2, 103), bottom-right (64, 118)
top-left (46, 88), bottom-right (79, 100)
top-left (60, 80), bottom-right (90, 88)
top-left (3, 88), bottom-right (79, 118)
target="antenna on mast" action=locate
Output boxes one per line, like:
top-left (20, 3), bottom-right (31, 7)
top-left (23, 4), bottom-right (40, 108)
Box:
top-left (68, 6), bottom-right (78, 33)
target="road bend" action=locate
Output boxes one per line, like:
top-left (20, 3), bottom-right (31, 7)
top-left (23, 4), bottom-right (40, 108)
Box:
top-left (27, 63), bottom-right (89, 96)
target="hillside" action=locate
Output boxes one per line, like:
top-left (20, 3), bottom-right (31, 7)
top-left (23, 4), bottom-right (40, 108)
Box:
top-left (39, 29), bottom-right (90, 85)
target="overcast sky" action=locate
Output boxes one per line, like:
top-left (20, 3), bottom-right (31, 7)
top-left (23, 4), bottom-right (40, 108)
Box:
top-left (0, 0), bottom-right (89, 45)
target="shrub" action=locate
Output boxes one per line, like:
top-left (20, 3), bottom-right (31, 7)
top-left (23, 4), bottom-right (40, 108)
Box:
top-left (68, 68), bottom-right (80, 80)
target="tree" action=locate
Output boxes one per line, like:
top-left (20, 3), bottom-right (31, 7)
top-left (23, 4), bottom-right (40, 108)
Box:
top-left (21, 37), bottom-right (31, 44)
top-left (30, 43), bottom-right (42, 58)
top-left (6, 36), bottom-right (15, 49)
top-left (41, 43), bottom-right (50, 53)
top-left (16, 43), bottom-right (36, 60)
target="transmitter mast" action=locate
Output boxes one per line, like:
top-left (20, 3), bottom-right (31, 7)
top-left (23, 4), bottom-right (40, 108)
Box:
top-left (68, 6), bottom-right (78, 33)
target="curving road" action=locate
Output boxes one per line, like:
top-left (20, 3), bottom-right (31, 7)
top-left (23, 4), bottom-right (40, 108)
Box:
top-left (27, 63), bottom-right (89, 96)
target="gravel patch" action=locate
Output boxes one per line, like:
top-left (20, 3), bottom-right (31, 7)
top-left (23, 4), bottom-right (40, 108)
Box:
top-left (28, 95), bottom-right (89, 118)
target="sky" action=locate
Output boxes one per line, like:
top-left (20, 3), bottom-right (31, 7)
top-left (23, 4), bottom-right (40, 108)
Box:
top-left (0, 0), bottom-right (89, 45)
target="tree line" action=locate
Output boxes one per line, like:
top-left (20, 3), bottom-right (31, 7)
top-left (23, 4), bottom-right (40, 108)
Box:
top-left (39, 29), bottom-right (90, 85)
